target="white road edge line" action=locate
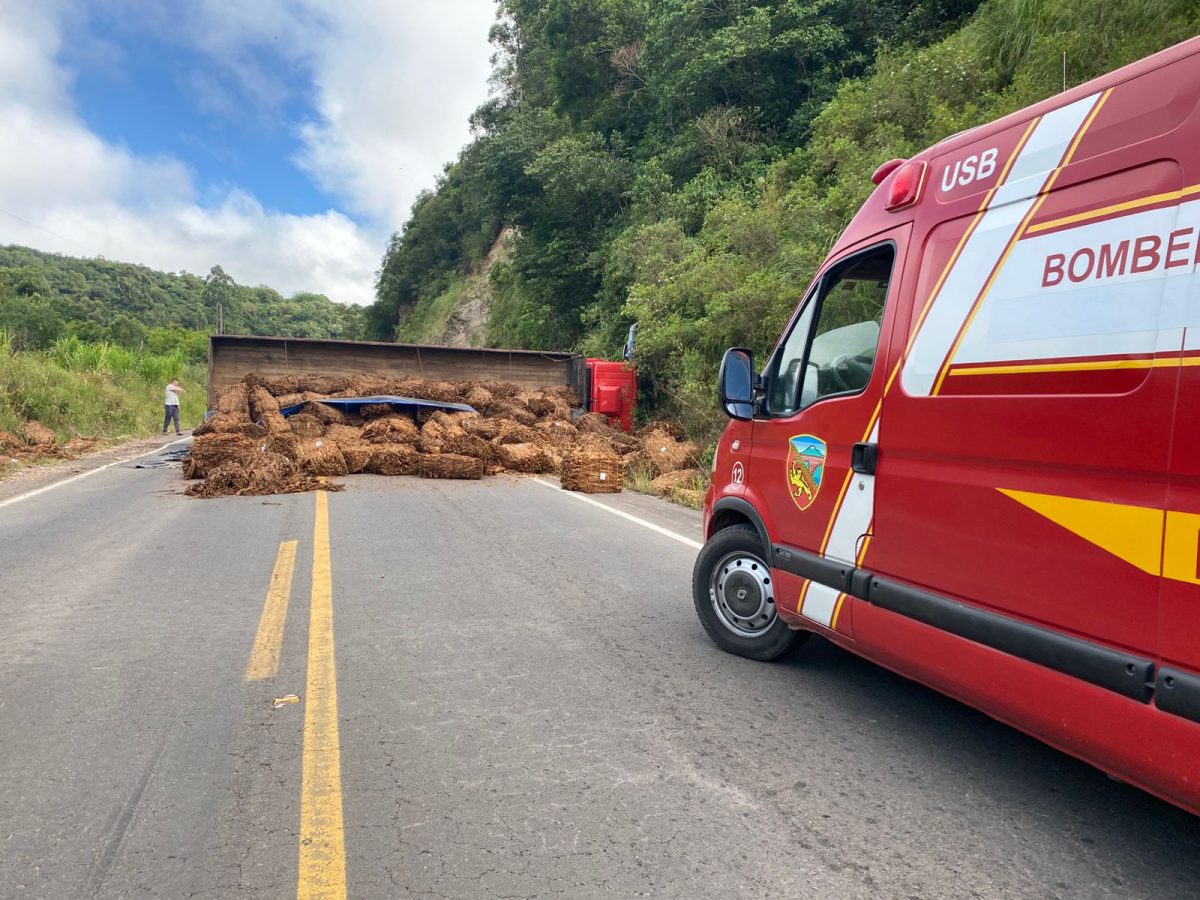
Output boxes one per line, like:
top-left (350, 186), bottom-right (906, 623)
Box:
top-left (531, 477), bottom-right (703, 550)
top-left (0, 436), bottom-right (192, 511)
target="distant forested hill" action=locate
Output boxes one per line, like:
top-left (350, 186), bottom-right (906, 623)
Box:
top-left (367, 0), bottom-right (1200, 434)
top-left (0, 245), bottom-right (364, 356)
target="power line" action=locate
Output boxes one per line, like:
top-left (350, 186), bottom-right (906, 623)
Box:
top-left (0, 206), bottom-right (92, 253)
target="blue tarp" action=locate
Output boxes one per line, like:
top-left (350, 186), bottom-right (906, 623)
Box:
top-left (278, 395), bottom-right (477, 418)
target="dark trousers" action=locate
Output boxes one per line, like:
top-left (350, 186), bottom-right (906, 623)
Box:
top-left (163, 404), bottom-right (181, 434)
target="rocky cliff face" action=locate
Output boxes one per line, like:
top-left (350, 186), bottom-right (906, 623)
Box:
top-left (436, 227), bottom-right (513, 348)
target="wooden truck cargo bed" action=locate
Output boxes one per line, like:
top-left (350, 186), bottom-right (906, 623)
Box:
top-left (207, 335), bottom-right (588, 408)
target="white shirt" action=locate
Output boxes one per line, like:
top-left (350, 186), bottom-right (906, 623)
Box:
top-left (165, 384), bottom-right (181, 406)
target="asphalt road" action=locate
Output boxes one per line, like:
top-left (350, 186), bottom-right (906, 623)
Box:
top-left (1, 445), bottom-right (1198, 899)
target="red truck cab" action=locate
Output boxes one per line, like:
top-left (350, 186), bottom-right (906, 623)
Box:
top-left (586, 358), bottom-right (637, 433)
top-left (695, 36), bottom-right (1200, 816)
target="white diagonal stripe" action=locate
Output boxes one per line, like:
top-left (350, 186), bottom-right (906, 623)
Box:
top-left (902, 93), bottom-right (1103, 396)
top-left (801, 421), bottom-right (879, 628)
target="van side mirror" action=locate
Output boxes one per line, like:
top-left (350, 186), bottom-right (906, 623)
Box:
top-left (718, 347), bottom-right (756, 421)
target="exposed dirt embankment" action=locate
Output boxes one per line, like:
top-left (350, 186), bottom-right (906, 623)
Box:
top-left (437, 227), bottom-right (514, 347)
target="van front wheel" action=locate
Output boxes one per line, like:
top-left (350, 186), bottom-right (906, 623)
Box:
top-left (692, 524), bottom-right (805, 661)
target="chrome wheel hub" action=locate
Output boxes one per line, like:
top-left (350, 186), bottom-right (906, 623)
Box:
top-left (709, 551), bottom-right (776, 637)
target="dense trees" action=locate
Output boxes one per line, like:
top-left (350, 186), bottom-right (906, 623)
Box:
top-left (0, 246), bottom-right (364, 358)
top-left (369, 0), bottom-right (1199, 433)
top-left (369, 0), bottom-right (987, 358)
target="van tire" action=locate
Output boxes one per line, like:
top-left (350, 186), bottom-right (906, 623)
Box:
top-left (692, 524), bottom-right (806, 661)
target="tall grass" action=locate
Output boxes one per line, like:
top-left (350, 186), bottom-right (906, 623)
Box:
top-left (0, 337), bottom-right (205, 444)
top-left (983, 0), bottom-right (1042, 81)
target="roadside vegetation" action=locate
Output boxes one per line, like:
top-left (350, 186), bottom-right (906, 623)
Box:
top-left (368, 0), bottom-right (1200, 441)
top-left (0, 330), bottom-right (206, 466)
top-left (0, 247), bottom-right (363, 457)
top-left (0, 246), bottom-right (365, 353)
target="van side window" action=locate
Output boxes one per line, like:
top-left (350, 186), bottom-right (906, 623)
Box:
top-left (767, 244), bottom-right (894, 416)
top-left (767, 296), bottom-right (817, 415)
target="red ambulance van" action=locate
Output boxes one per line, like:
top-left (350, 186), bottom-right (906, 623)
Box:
top-left (696, 36), bottom-right (1200, 816)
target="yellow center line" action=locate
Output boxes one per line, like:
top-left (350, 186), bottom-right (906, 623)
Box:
top-left (245, 540), bottom-right (298, 682)
top-left (298, 491), bottom-right (346, 900)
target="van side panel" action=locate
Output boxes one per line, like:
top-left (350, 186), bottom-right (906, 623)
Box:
top-left (1159, 59), bottom-right (1200, 720)
top-left (850, 602), bottom-right (1200, 815)
top-left (940, 159), bottom-right (1186, 396)
top-left (876, 143), bottom-right (1184, 655)
top-left (859, 46), bottom-right (1200, 806)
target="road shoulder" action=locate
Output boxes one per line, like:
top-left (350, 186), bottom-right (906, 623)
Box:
top-left (0, 433), bottom-right (192, 506)
top-left (531, 474), bottom-right (703, 543)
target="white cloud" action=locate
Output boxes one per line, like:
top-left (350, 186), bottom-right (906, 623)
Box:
top-left (294, 0), bottom-right (497, 223)
top-left (160, 0), bottom-right (497, 223)
top-left (0, 0), bottom-right (497, 307)
top-left (37, 195), bottom-right (379, 305)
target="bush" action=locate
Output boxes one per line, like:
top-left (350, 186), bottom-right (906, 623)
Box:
top-left (0, 337), bottom-right (206, 443)
top-left (619, 0), bottom-right (1200, 433)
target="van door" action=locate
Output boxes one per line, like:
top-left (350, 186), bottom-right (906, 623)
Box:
top-left (748, 233), bottom-right (907, 635)
top-left (1158, 257), bottom-right (1200, 728)
top-left (870, 163), bottom-right (1183, 673)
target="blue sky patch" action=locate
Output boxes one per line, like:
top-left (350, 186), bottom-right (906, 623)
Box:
top-left (60, 12), bottom-right (337, 217)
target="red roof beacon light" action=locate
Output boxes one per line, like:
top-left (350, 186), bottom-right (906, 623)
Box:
top-left (884, 159), bottom-right (926, 211)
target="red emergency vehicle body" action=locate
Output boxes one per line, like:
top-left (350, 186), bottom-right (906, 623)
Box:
top-left (698, 37), bottom-right (1200, 815)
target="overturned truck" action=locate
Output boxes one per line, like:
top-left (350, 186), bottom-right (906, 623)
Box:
top-left (188, 336), bottom-right (697, 499)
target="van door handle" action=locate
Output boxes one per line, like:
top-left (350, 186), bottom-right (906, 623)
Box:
top-left (851, 442), bottom-right (878, 475)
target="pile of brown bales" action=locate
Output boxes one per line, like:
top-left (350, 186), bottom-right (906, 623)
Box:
top-left (647, 469), bottom-right (707, 508)
top-left (184, 373), bottom-right (701, 498)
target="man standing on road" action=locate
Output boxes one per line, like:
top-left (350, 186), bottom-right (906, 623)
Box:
top-left (163, 378), bottom-right (184, 436)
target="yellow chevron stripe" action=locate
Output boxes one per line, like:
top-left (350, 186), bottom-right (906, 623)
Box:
top-left (999, 489), bottom-right (1163, 576)
top-left (1000, 489), bottom-right (1200, 586)
top-left (1164, 510), bottom-right (1200, 586)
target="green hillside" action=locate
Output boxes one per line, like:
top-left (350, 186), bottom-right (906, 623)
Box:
top-left (0, 247), bottom-right (366, 455)
top-left (367, 0), bottom-right (1200, 436)
top-left (0, 245), bottom-right (365, 359)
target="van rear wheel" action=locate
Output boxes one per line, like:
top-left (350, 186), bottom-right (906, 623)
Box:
top-left (692, 524), bottom-right (805, 661)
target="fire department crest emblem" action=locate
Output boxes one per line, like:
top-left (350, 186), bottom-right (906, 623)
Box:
top-left (786, 435), bottom-right (826, 511)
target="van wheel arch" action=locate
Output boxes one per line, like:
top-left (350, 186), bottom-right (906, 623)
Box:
top-left (710, 497), bottom-right (770, 556)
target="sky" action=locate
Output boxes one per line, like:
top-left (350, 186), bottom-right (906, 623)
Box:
top-left (0, 0), bottom-right (498, 306)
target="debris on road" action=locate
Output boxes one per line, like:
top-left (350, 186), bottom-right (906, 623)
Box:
top-left (134, 446), bottom-right (190, 469)
top-left (272, 695), bottom-right (301, 709)
top-left (184, 373), bottom-right (702, 498)
top-left (0, 424), bottom-right (100, 467)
